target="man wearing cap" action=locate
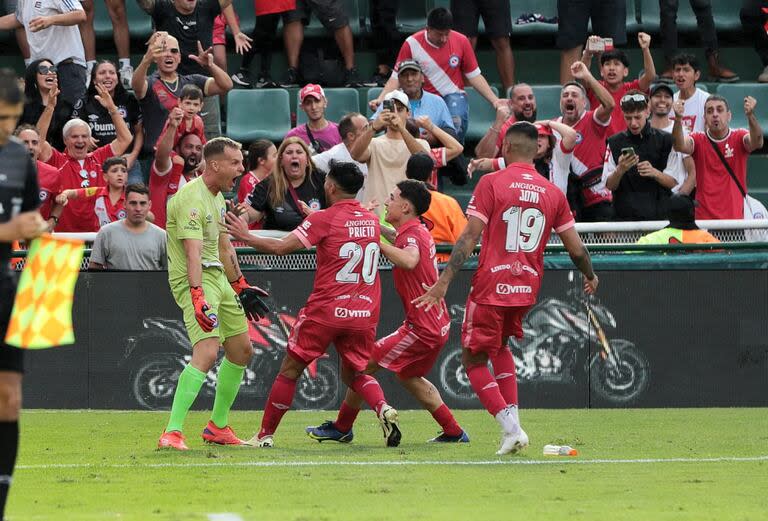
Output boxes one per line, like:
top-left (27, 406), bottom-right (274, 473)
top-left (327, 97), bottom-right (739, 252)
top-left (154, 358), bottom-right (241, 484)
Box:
top-left (351, 90), bottom-right (430, 215)
top-left (649, 82), bottom-right (695, 195)
top-left (370, 7), bottom-right (504, 142)
top-left (636, 194), bottom-right (719, 245)
top-left (371, 60), bottom-right (454, 136)
top-left (602, 90), bottom-right (683, 221)
top-left (285, 84), bottom-right (342, 154)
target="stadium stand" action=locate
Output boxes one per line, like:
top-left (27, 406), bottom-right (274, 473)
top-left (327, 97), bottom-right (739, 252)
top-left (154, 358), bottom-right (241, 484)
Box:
top-left (227, 89), bottom-right (292, 142)
top-left (465, 86), bottom-right (499, 142)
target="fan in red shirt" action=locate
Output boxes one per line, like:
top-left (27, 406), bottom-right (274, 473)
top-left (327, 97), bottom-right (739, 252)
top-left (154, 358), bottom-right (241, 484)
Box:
top-left (306, 179), bottom-right (468, 445)
top-left (475, 83), bottom-right (538, 160)
top-left (415, 122), bottom-right (599, 456)
top-left (225, 161), bottom-right (401, 448)
top-left (38, 84), bottom-right (133, 232)
top-left (148, 107), bottom-right (204, 228)
top-left (12, 124), bottom-right (62, 228)
top-left (672, 94), bottom-right (764, 220)
top-left (55, 156), bottom-right (128, 230)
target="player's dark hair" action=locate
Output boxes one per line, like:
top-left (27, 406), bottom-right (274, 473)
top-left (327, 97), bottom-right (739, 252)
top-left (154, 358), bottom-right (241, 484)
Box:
top-left (13, 123), bottom-right (38, 137)
top-left (247, 139), bottom-right (274, 170)
top-left (705, 94), bottom-right (730, 112)
top-left (396, 179), bottom-right (432, 216)
top-left (180, 84), bottom-right (204, 102)
top-left (427, 7), bottom-right (452, 30)
top-left (327, 160), bottom-right (364, 196)
top-left (204, 136), bottom-right (242, 161)
top-left (405, 152), bottom-right (435, 184)
top-left (125, 183), bottom-right (149, 198)
top-left (600, 49), bottom-right (630, 68)
top-left (338, 112), bottom-right (363, 141)
top-left (102, 156), bottom-right (128, 172)
top-left (503, 122), bottom-right (539, 158)
top-left (672, 53), bottom-right (700, 72)
top-left (0, 68), bottom-right (24, 105)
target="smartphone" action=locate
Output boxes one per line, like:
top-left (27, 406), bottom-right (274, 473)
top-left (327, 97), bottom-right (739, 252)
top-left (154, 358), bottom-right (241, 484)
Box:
top-left (382, 99), bottom-right (394, 112)
top-left (621, 147), bottom-right (636, 157)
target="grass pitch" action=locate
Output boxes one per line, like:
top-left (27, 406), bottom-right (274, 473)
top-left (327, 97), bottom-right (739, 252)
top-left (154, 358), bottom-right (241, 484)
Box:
top-left (10, 408), bottom-right (768, 521)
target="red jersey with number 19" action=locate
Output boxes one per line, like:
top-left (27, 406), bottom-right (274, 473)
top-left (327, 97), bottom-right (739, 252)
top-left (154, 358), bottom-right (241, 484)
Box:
top-left (466, 162), bottom-right (575, 307)
top-left (292, 199), bottom-right (381, 330)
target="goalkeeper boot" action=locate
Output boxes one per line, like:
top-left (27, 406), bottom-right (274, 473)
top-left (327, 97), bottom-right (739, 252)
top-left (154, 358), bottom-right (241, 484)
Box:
top-left (202, 421), bottom-right (245, 445)
top-left (158, 430), bottom-right (189, 451)
top-left (496, 427), bottom-right (529, 456)
top-left (378, 405), bottom-right (401, 447)
top-left (306, 421), bottom-right (354, 443)
top-left (428, 430), bottom-right (470, 443)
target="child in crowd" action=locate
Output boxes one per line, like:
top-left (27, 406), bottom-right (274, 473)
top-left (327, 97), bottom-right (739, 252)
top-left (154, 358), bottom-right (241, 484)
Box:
top-left (158, 84), bottom-right (207, 150)
top-left (581, 32), bottom-right (657, 136)
top-left (238, 139), bottom-right (277, 230)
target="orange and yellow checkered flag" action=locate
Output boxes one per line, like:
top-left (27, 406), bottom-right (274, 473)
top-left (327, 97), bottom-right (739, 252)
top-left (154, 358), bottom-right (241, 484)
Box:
top-left (4, 234), bottom-right (85, 349)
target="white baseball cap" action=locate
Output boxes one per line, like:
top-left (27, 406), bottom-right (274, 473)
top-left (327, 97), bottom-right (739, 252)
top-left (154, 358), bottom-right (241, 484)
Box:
top-left (383, 90), bottom-right (410, 109)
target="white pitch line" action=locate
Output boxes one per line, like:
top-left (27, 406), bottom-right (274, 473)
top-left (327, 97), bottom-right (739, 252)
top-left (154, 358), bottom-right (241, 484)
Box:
top-left (16, 455), bottom-right (768, 470)
top-left (207, 514), bottom-right (244, 521)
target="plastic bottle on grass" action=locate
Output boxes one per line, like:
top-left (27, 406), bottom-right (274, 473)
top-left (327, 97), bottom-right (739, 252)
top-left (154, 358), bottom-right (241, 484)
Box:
top-left (543, 444), bottom-right (578, 456)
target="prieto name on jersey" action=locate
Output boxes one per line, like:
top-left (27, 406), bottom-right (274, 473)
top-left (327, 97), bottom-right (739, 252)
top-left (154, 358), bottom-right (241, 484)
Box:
top-left (345, 219), bottom-right (377, 238)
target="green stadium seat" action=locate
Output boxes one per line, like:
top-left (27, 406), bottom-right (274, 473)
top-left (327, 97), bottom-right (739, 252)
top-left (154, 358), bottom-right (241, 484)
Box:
top-left (396, 1), bottom-right (428, 35)
top-left (226, 89), bottom-right (291, 143)
top-left (530, 84), bottom-right (563, 120)
top-left (510, 0), bottom-right (558, 36)
top-left (94, 0), bottom-right (152, 40)
top-left (366, 87), bottom-right (383, 115)
top-left (465, 85), bottom-right (499, 142)
top-left (710, 0), bottom-right (741, 32)
top-left (296, 88), bottom-right (360, 124)
top-left (232, 0), bottom-right (256, 35)
top-left (639, 0), bottom-right (698, 34)
top-left (714, 83), bottom-right (768, 132)
top-left (304, 0), bottom-right (363, 38)
top-left (626, 0), bottom-right (641, 33)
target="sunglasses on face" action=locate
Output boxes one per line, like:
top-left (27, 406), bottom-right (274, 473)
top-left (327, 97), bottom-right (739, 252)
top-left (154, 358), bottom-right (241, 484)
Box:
top-left (37, 65), bottom-right (57, 74)
top-left (168, 48), bottom-right (180, 54)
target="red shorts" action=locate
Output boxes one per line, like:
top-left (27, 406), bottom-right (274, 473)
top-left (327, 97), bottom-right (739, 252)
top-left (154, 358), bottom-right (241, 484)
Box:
top-left (372, 324), bottom-right (449, 378)
top-left (287, 312), bottom-right (375, 372)
top-left (212, 14), bottom-right (228, 45)
top-left (461, 299), bottom-right (531, 356)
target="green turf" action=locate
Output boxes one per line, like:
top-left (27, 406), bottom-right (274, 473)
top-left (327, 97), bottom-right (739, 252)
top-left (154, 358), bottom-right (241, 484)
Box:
top-left (10, 408), bottom-right (768, 520)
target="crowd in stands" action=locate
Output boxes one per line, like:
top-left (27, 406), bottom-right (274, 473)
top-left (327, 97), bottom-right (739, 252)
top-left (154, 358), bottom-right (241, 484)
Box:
top-left (2, 0), bottom-right (767, 268)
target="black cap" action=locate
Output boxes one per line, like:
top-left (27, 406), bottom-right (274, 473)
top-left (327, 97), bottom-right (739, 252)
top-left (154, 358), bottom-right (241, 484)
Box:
top-left (667, 194), bottom-right (699, 230)
top-left (650, 83), bottom-right (674, 97)
top-left (396, 60), bottom-right (422, 74)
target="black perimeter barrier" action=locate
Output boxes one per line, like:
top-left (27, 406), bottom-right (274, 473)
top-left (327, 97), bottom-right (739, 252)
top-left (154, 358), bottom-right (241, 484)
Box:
top-left (21, 250), bottom-right (768, 410)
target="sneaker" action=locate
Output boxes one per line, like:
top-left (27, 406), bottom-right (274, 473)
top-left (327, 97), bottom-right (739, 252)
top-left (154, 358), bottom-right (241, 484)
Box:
top-left (120, 65), bottom-right (134, 90)
top-left (306, 420), bottom-right (354, 443)
top-left (201, 421), bottom-right (244, 445)
top-left (255, 75), bottom-right (279, 89)
top-left (244, 434), bottom-right (274, 447)
top-left (428, 430), bottom-right (470, 443)
top-left (280, 67), bottom-right (299, 88)
top-left (496, 427), bottom-right (529, 456)
top-left (759, 65), bottom-right (768, 83)
top-left (344, 67), bottom-right (364, 88)
top-left (377, 405), bottom-right (401, 447)
top-left (231, 71), bottom-right (251, 88)
top-left (158, 430), bottom-right (189, 451)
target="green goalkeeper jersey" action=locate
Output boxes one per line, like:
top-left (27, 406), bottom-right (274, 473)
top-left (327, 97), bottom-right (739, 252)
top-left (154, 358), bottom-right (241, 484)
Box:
top-left (166, 177), bottom-right (226, 287)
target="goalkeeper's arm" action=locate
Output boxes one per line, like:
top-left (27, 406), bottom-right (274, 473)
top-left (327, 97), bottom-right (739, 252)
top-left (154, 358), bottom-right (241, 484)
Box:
top-left (219, 232), bottom-right (270, 321)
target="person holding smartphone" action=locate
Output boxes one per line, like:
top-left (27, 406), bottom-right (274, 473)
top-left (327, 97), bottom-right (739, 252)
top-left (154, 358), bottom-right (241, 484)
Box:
top-left (602, 90), bottom-right (683, 221)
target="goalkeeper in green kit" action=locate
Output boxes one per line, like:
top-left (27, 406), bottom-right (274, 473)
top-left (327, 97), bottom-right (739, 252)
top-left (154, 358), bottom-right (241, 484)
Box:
top-left (158, 137), bottom-right (269, 451)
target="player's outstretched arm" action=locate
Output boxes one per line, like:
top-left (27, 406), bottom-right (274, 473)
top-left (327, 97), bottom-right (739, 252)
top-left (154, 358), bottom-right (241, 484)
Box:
top-left (224, 212), bottom-right (304, 255)
top-left (380, 241), bottom-right (419, 270)
top-left (558, 227), bottom-right (599, 295)
top-left (413, 216), bottom-right (484, 311)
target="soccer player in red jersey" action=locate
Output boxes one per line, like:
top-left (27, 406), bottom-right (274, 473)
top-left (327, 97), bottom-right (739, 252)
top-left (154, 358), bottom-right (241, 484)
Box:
top-left (306, 179), bottom-right (467, 444)
top-left (225, 161), bottom-right (401, 448)
top-left (415, 122), bottom-right (599, 455)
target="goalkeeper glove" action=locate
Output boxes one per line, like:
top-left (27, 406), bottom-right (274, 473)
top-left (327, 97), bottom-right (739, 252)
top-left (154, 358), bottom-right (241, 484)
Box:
top-left (230, 275), bottom-right (270, 321)
top-left (190, 286), bottom-right (217, 332)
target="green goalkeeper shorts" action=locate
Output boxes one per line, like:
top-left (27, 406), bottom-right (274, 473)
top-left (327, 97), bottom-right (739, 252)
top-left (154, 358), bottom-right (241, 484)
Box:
top-left (171, 268), bottom-right (249, 347)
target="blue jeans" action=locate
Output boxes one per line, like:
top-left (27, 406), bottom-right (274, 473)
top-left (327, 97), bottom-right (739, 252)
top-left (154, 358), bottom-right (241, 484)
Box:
top-left (443, 92), bottom-right (468, 143)
top-left (127, 160), bottom-right (144, 185)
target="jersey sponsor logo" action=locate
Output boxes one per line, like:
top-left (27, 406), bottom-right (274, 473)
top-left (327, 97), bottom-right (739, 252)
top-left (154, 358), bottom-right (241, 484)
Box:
top-left (490, 261), bottom-right (524, 275)
top-left (724, 143), bottom-right (734, 159)
top-left (88, 114), bottom-right (99, 122)
top-left (358, 295), bottom-right (373, 303)
top-left (521, 173), bottom-right (534, 180)
top-left (495, 283), bottom-right (532, 295)
top-left (440, 323), bottom-right (450, 337)
top-left (334, 294), bottom-right (351, 300)
top-left (448, 54), bottom-right (460, 68)
top-left (189, 208), bottom-right (200, 219)
top-left (522, 265), bottom-right (539, 277)
top-left (334, 307), bottom-right (372, 318)
top-left (301, 220), bottom-right (312, 231)
top-left (205, 213), bottom-right (213, 224)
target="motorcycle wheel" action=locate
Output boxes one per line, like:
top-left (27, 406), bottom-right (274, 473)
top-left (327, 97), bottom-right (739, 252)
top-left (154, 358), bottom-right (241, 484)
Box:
top-left (437, 349), bottom-right (478, 406)
top-left (589, 340), bottom-right (650, 406)
top-left (293, 358), bottom-right (340, 410)
top-left (130, 353), bottom-right (185, 410)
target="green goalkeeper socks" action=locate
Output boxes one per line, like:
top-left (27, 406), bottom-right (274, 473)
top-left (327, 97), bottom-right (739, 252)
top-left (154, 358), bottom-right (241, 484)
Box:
top-left (210, 357), bottom-right (246, 428)
top-left (166, 364), bottom-right (206, 433)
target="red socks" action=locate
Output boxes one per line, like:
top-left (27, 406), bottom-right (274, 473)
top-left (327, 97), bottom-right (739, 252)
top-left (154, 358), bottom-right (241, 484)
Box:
top-left (490, 348), bottom-right (518, 407)
top-left (334, 401), bottom-right (360, 433)
top-left (466, 364), bottom-right (507, 417)
top-left (431, 404), bottom-right (463, 437)
top-left (348, 374), bottom-right (387, 415)
top-left (259, 374), bottom-right (296, 437)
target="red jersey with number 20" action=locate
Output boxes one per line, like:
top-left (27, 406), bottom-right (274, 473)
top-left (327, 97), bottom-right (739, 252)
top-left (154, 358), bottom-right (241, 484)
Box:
top-left (292, 199), bottom-right (381, 330)
top-left (393, 219), bottom-right (449, 343)
top-left (466, 163), bottom-right (575, 307)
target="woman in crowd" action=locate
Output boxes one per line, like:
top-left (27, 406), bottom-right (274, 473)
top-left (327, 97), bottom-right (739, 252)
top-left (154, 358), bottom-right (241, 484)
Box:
top-left (20, 59), bottom-right (71, 150)
top-left (242, 137), bottom-right (325, 231)
top-left (73, 60), bottom-right (144, 184)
